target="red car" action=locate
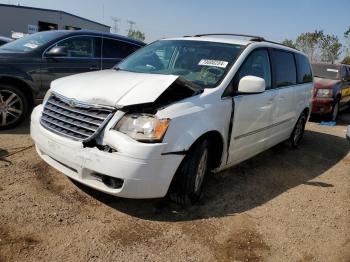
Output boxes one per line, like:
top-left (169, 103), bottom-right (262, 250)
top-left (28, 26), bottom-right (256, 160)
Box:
top-left (311, 63), bottom-right (350, 120)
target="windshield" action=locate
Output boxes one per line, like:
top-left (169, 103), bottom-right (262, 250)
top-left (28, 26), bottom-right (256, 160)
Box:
top-left (0, 31), bottom-right (65, 52)
top-left (312, 64), bottom-right (340, 80)
top-left (117, 40), bottom-right (244, 88)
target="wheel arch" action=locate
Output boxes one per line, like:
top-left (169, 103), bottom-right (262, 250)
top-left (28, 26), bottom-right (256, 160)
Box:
top-left (0, 76), bottom-right (35, 108)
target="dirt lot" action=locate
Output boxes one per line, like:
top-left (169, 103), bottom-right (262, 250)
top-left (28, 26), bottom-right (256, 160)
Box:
top-left (0, 114), bottom-right (349, 262)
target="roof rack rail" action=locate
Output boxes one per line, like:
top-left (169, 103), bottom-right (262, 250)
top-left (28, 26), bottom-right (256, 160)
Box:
top-left (193, 33), bottom-right (265, 41)
top-left (186, 33), bottom-right (295, 49)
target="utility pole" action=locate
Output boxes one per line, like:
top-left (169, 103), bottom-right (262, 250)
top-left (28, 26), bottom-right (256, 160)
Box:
top-left (126, 20), bottom-right (136, 34)
top-left (111, 17), bottom-right (120, 34)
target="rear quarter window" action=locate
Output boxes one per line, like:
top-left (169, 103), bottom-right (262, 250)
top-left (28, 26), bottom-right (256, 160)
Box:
top-left (271, 50), bottom-right (297, 87)
top-left (295, 53), bottom-right (312, 83)
top-left (102, 38), bottom-right (140, 59)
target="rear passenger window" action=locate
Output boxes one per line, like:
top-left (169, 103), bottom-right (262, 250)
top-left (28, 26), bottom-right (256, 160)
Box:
top-left (271, 50), bottom-right (297, 87)
top-left (295, 54), bottom-right (312, 83)
top-left (102, 38), bottom-right (139, 59)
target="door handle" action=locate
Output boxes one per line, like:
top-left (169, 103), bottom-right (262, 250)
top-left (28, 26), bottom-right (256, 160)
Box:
top-left (89, 66), bottom-right (99, 70)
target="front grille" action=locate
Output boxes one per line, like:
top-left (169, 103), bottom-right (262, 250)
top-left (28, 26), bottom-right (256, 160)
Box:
top-left (40, 94), bottom-right (114, 141)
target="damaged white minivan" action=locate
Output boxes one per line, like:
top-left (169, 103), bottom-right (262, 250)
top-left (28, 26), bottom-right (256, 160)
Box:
top-left (31, 34), bottom-right (313, 204)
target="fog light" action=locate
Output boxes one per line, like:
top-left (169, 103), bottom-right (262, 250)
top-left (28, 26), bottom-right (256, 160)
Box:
top-left (101, 176), bottom-right (124, 189)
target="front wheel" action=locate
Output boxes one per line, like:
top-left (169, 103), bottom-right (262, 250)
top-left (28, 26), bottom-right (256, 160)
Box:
top-left (0, 85), bottom-right (28, 130)
top-left (289, 113), bottom-right (306, 148)
top-left (169, 140), bottom-right (209, 205)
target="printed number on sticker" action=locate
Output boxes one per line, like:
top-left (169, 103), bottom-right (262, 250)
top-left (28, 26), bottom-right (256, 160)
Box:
top-left (199, 59), bottom-right (228, 68)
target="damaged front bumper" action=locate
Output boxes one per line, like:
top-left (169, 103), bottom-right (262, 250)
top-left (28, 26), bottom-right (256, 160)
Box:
top-left (30, 105), bottom-right (184, 199)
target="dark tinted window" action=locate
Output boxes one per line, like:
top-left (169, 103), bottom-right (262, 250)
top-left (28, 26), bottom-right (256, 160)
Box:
top-left (295, 54), bottom-right (312, 83)
top-left (56, 36), bottom-right (97, 57)
top-left (341, 66), bottom-right (349, 79)
top-left (0, 40), bottom-right (5, 46)
top-left (311, 64), bottom-right (340, 80)
top-left (102, 38), bottom-right (139, 59)
top-left (271, 50), bottom-right (297, 87)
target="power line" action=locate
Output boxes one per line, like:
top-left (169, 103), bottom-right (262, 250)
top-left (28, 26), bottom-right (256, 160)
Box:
top-left (126, 20), bottom-right (136, 33)
top-left (111, 17), bottom-right (120, 34)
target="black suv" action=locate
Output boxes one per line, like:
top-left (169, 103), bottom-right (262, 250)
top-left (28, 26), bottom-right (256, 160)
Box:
top-left (0, 30), bottom-right (145, 129)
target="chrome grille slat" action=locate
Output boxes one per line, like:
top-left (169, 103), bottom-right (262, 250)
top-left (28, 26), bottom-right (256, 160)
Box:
top-left (45, 103), bottom-right (103, 126)
top-left (44, 105), bottom-right (101, 126)
top-left (47, 100), bottom-right (107, 120)
top-left (40, 95), bottom-right (114, 141)
top-left (41, 116), bottom-right (92, 138)
top-left (42, 111), bottom-right (97, 132)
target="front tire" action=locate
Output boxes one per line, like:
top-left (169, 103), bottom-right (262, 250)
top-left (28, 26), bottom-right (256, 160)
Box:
top-left (290, 112), bottom-right (306, 148)
top-left (0, 85), bottom-right (28, 130)
top-left (169, 140), bottom-right (209, 205)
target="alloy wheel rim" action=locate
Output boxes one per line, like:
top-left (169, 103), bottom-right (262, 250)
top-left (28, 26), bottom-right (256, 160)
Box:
top-left (332, 103), bottom-right (339, 121)
top-left (294, 117), bottom-right (304, 144)
top-left (0, 90), bottom-right (23, 127)
top-left (194, 149), bottom-right (208, 193)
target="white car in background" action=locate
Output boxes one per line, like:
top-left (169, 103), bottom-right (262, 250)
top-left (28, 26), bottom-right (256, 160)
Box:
top-left (31, 34), bottom-right (313, 204)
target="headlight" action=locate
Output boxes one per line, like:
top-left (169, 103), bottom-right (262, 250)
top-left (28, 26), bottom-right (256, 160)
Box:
top-left (114, 114), bottom-right (170, 142)
top-left (43, 89), bottom-right (52, 104)
top-left (316, 89), bottom-right (333, 98)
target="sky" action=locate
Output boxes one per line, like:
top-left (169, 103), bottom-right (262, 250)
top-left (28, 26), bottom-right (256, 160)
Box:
top-left (1, 0), bottom-right (349, 44)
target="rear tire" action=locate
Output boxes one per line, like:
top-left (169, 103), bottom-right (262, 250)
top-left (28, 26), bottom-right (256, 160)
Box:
top-left (0, 85), bottom-right (28, 130)
top-left (328, 100), bottom-right (339, 122)
top-left (169, 140), bottom-right (209, 205)
top-left (290, 112), bottom-right (306, 148)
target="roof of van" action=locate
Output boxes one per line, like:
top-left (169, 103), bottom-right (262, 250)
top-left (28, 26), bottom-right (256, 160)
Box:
top-left (163, 33), bottom-right (301, 54)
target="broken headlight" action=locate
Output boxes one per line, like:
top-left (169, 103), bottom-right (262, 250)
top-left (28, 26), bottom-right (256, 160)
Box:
top-left (114, 114), bottom-right (170, 142)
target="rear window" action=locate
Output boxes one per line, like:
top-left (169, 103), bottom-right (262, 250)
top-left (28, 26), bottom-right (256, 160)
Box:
top-left (271, 50), bottom-right (297, 87)
top-left (311, 64), bottom-right (340, 80)
top-left (102, 38), bottom-right (139, 59)
top-left (295, 53), bottom-right (312, 84)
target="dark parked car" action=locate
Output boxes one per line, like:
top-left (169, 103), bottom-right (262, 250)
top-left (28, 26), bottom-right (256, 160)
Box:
top-left (0, 30), bottom-right (145, 129)
top-left (0, 36), bottom-right (12, 46)
top-left (311, 63), bottom-right (350, 121)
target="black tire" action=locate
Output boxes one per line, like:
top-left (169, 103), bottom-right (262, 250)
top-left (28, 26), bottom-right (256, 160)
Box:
top-left (168, 139), bottom-right (209, 205)
top-left (0, 85), bottom-right (29, 130)
top-left (328, 100), bottom-right (339, 122)
top-left (290, 112), bottom-right (307, 149)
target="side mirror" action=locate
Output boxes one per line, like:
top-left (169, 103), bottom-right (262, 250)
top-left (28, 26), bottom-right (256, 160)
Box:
top-left (45, 46), bottom-right (67, 57)
top-left (238, 76), bottom-right (266, 94)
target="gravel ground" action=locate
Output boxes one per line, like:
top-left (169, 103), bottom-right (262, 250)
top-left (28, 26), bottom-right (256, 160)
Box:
top-left (0, 113), bottom-right (349, 262)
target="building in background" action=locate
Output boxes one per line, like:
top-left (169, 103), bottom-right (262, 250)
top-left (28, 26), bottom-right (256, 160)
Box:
top-left (0, 4), bottom-right (110, 38)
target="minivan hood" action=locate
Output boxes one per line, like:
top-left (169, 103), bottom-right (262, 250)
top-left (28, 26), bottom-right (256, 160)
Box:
top-left (51, 69), bottom-right (180, 108)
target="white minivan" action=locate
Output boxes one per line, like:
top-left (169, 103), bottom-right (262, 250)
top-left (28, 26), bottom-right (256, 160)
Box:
top-left (31, 34), bottom-right (313, 204)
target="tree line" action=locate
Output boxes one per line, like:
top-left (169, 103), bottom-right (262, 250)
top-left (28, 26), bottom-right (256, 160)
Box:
top-left (282, 26), bottom-right (350, 64)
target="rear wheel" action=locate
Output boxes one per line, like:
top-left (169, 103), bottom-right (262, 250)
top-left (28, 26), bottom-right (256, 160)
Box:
top-left (290, 113), bottom-right (306, 148)
top-left (169, 140), bottom-right (209, 205)
top-left (329, 100), bottom-right (339, 121)
top-left (0, 85), bottom-right (28, 130)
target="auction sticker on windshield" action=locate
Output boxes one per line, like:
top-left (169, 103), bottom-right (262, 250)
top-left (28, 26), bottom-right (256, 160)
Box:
top-left (199, 59), bottom-right (228, 68)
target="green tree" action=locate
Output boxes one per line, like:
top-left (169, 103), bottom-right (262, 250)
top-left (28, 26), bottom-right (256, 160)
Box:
top-left (281, 39), bottom-right (296, 49)
top-left (342, 56), bottom-right (350, 65)
top-left (320, 34), bottom-right (342, 64)
top-left (295, 30), bottom-right (324, 61)
top-left (127, 30), bottom-right (145, 41)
